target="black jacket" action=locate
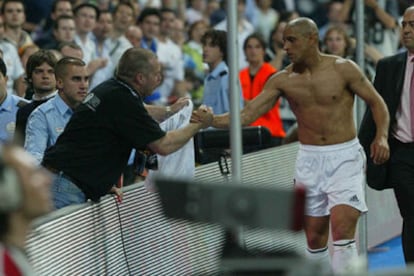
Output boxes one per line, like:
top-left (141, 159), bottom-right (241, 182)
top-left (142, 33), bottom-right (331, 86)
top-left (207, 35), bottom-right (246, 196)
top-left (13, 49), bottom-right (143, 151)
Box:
top-left (358, 51), bottom-right (407, 190)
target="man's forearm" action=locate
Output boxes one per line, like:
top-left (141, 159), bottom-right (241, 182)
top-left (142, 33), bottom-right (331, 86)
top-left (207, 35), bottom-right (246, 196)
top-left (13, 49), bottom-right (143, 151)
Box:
top-left (211, 113), bottom-right (230, 129)
top-left (145, 104), bottom-right (169, 122)
top-left (371, 101), bottom-right (390, 139)
top-left (212, 108), bottom-right (257, 129)
top-left (150, 123), bottom-right (201, 155)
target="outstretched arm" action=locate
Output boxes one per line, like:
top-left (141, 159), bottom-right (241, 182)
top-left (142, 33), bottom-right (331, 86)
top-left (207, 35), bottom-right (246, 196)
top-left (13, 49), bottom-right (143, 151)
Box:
top-left (343, 60), bottom-right (390, 164)
top-left (211, 74), bottom-right (283, 128)
top-left (148, 106), bottom-right (213, 155)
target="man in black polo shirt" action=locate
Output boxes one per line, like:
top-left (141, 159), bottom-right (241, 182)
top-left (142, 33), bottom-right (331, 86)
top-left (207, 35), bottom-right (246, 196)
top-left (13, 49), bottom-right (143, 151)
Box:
top-left (43, 48), bottom-right (213, 209)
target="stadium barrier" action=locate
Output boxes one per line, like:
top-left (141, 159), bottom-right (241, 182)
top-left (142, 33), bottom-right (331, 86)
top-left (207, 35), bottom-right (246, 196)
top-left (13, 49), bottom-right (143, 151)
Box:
top-left (25, 142), bottom-right (400, 275)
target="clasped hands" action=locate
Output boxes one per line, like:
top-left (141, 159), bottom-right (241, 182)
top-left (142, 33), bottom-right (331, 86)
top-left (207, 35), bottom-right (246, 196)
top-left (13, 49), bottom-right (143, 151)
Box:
top-left (191, 105), bottom-right (213, 129)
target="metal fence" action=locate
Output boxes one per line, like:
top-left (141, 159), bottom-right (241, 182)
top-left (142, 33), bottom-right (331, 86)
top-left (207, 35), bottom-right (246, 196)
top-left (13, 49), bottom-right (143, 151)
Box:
top-left (25, 142), bottom-right (400, 275)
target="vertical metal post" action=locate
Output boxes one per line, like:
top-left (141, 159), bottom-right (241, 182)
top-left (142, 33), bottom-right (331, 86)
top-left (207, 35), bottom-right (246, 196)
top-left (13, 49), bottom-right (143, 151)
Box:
top-left (226, 2), bottom-right (242, 182)
top-left (225, 2), bottom-right (245, 250)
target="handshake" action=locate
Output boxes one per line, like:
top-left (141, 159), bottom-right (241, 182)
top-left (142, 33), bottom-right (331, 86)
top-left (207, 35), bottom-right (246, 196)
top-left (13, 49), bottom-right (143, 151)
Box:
top-left (191, 105), bottom-right (214, 129)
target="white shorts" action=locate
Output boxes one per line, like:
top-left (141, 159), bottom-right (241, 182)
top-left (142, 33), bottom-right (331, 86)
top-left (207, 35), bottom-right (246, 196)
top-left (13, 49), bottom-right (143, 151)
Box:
top-left (294, 138), bottom-right (368, 217)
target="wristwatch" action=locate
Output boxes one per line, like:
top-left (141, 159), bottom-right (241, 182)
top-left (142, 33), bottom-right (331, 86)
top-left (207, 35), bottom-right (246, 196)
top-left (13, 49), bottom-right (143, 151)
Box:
top-left (165, 106), bottom-right (172, 118)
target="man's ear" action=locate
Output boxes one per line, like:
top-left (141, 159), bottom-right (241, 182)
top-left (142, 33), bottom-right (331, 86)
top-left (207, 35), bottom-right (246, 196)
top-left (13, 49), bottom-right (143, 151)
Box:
top-left (135, 72), bottom-right (144, 85)
top-left (310, 33), bottom-right (319, 45)
top-left (56, 78), bottom-right (63, 90)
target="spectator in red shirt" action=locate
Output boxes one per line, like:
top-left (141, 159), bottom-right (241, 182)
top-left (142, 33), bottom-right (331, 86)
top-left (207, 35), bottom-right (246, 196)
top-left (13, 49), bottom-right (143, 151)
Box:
top-left (240, 33), bottom-right (285, 147)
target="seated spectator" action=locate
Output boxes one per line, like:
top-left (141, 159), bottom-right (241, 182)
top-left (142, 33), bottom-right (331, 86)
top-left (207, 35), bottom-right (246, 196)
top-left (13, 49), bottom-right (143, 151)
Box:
top-left (2, 0), bottom-right (33, 50)
top-left (33, 0), bottom-right (73, 47)
top-left (156, 8), bottom-right (185, 105)
top-left (58, 41), bottom-right (83, 60)
top-left (90, 10), bottom-right (114, 90)
top-left (125, 25), bottom-right (143, 48)
top-left (108, 1), bottom-right (134, 67)
top-left (73, 2), bottom-right (107, 79)
top-left (265, 14), bottom-right (298, 132)
top-left (137, 7), bottom-right (160, 54)
top-left (183, 69), bottom-right (203, 108)
top-left (44, 15), bottom-right (76, 50)
top-left (0, 15), bottom-right (25, 96)
top-left (322, 24), bottom-right (383, 80)
top-left (18, 43), bottom-right (39, 71)
top-left (18, 43), bottom-right (40, 100)
top-left (266, 20), bottom-right (289, 71)
top-left (23, 0), bottom-right (56, 33)
top-left (185, 0), bottom-right (205, 25)
top-left (342, 0), bottom-right (400, 56)
top-left (136, 7), bottom-right (162, 103)
top-left (0, 57), bottom-right (28, 143)
top-left (253, 0), bottom-right (279, 43)
top-left (208, 0), bottom-right (225, 26)
top-left (213, 0), bottom-right (254, 69)
top-left (14, 50), bottom-right (58, 144)
top-left (25, 57), bottom-right (88, 164)
top-left (318, 0), bottom-right (349, 41)
top-left (183, 20), bottom-right (208, 81)
top-left (73, 2), bottom-right (99, 64)
top-left (171, 17), bottom-right (186, 47)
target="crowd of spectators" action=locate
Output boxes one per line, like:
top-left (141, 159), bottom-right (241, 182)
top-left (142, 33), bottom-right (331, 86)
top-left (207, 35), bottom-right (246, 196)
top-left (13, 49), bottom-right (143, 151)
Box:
top-left (0, 0), bottom-right (411, 161)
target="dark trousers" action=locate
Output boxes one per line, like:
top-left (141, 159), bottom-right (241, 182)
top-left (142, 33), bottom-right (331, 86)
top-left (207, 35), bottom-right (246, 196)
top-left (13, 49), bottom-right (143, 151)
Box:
top-left (389, 144), bottom-right (414, 263)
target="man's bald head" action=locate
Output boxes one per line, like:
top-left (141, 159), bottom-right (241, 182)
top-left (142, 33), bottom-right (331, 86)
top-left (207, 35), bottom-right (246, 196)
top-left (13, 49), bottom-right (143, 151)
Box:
top-left (287, 17), bottom-right (319, 37)
top-left (125, 25), bottom-right (143, 48)
top-left (404, 5), bottom-right (414, 16)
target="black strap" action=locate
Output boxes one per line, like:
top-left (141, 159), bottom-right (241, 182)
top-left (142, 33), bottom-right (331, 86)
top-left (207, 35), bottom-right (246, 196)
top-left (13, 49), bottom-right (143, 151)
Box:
top-left (109, 40), bottom-right (121, 56)
top-left (219, 70), bottom-right (227, 77)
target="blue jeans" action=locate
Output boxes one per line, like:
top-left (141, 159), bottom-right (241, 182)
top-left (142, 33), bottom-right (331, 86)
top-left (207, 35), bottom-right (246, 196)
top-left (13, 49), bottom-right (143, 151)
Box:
top-left (51, 171), bottom-right (86, 209)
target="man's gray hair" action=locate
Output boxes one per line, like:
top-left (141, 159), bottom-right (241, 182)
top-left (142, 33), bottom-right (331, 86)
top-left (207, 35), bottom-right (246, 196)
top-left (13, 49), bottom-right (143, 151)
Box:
top-left (115, 48), bottom-right (157, 81)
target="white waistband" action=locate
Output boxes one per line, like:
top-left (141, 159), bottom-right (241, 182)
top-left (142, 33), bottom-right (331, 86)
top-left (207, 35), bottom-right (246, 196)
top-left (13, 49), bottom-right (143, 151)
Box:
top-left (299, 137), bottom-right (359, 152)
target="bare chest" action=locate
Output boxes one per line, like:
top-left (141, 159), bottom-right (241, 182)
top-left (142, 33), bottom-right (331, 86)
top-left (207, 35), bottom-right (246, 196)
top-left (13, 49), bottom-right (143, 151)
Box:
top-left (282, 71), bottom-right (350, 107)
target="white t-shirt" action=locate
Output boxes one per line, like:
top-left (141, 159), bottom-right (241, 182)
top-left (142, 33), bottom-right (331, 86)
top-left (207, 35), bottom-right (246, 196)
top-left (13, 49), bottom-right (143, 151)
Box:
top-left (214, 19), bottom-right (254, 70)
top-left (156, 38), bottom-right (184, 103)
top-left (145, 101), bottom-right (195, 192)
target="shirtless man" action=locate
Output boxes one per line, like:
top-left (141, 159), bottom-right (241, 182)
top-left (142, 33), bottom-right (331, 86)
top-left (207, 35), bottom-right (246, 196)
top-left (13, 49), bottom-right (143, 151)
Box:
top-left (193, 17), bottom-right (390, 274)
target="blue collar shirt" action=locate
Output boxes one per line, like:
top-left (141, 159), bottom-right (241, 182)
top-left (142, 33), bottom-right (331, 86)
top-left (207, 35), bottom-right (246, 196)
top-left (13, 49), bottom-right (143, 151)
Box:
top-left (24, 93), bottom-right (74, 164)
top-left (0, 93), bottom-right (28, 142)
top-left (202, 61), bottom-right (243, 115)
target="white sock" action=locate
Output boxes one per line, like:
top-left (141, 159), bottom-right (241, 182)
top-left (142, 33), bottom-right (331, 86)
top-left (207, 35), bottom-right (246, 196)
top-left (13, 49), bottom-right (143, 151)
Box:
top-left (305, 246), bottom-right (331, 274)
top-left (332, 239), bottom-right (358, 275)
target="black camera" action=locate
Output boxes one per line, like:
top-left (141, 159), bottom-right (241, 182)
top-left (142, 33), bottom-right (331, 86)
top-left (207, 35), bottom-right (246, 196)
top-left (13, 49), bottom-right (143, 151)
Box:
top-left (134, 150), bottom-right (158, 175)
